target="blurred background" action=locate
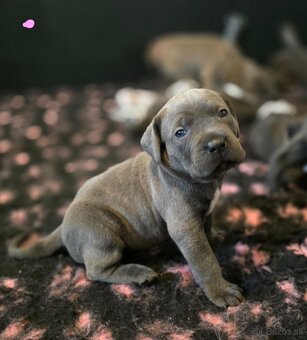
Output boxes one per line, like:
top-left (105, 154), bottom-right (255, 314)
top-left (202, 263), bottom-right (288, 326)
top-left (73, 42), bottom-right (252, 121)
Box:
top-left (0, 0), bottom-right (306, 89)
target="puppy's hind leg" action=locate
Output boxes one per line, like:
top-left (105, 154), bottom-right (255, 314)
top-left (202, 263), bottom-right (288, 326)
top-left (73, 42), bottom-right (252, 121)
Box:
top-left (83, 237), bottom-right (158, 285)
top-left (65, 202), bottom-right (158, 284)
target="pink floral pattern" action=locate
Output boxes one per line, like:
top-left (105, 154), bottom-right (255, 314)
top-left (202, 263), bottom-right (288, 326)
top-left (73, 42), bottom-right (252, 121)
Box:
top-left (1, 85), bottom-right (306, 339)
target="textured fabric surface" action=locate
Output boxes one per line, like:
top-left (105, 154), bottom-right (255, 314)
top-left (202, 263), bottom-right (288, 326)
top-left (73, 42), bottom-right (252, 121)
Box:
top-left (0, 85), bottom-right (306, 340)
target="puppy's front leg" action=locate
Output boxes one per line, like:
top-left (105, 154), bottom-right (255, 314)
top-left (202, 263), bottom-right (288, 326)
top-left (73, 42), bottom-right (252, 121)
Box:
top-left (168, 217), bottom-right (244, 307)
top-left (204, 214), bottom-right (225, 243)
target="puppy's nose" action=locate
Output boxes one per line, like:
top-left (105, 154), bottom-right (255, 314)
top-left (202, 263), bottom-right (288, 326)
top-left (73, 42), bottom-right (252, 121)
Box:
top-left (206, 138), bottom-right (226, 154)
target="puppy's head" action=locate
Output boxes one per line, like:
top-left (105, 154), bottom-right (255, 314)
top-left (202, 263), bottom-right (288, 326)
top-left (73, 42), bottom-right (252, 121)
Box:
top-left (141, 89), bottom-right (245, 182)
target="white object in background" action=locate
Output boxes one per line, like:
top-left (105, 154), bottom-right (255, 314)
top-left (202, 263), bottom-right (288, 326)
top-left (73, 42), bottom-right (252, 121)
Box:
top-left (165, 79), bottom-right (200, 98)
top-left (223, 82), bottom-right (258, 105)
top-left (257, 99), bottom-right (297, 120)
top-left (111, 87), bottom-right (159, 124)
top-left (223, 82), bottom-right (245, 99)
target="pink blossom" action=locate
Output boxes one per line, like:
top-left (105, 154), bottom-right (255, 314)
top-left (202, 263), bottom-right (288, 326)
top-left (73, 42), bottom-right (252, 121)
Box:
top-left (111, 284), bottom-right (135, 298)
top-left (287, 238), bottom-right (307, 257)
top-left (166, 264), bottom-right (193, 287)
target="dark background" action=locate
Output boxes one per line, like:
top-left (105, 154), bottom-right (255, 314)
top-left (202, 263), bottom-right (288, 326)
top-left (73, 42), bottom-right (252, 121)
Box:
top-left (0, 0), bottom-right (306, 89)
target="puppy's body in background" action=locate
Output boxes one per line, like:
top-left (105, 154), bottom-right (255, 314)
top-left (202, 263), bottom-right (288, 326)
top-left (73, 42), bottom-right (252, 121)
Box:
top-left (270, 24), bottom-right (307, 88)
top-left (146, 33), bottom-right (276, 99)
top-left (9, 89), bottom-right (245, 307)
top-left (249, 113), bottom-right (307, 190)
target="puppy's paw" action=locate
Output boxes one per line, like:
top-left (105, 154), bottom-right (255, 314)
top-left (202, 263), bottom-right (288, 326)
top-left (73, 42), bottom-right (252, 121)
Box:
top-left (127, 264), bottom-right (159, 285)
top-left (205, 279), bottom-right (244, 307)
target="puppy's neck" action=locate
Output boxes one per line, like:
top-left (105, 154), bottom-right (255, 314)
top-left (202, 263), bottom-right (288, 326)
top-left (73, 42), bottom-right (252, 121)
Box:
top-left (159, 150), bottom-right (208, 184)
top-left (154, 160), bottom-right (221, 201)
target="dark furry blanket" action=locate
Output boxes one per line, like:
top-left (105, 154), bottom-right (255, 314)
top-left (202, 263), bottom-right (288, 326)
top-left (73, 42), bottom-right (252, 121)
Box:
top-left (0, 85), bottom-right (306, 340)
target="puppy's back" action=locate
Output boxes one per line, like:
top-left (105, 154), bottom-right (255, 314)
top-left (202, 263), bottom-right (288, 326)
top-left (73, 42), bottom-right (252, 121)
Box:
top-left (145, 33), bottom-right (242, 80)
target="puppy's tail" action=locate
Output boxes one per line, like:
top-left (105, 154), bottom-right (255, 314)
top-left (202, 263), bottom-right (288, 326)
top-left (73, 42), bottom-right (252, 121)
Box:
top-left (7, 226), bottom-right (63, 259)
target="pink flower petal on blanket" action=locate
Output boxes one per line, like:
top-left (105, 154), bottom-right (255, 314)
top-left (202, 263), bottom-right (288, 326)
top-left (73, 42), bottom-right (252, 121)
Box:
top-left (250, 182), bottom-right (268, 195)
top-left (243, 207), bottom-right (267, 228)
top-left (278, 203), bottom-right (300, 218)
top-left (199, 312), bottom-right (238, 337)
top-left (250, 303), bottom-right (262, 318)
top-left (238, 161), bottom-right (268, 176)
top-left (107, 132), bottom-right (125, 146)
top-left (169, 332), bottom-right (194, 340)
top-left (1, 320), bottom-right (27, 338)
top-left (10, 209), bottom-right (27, 226)
top-left (111, 284), bottom-right (135, 298)
top-left (1, 278), bottom-right (17, 289)
top-left (221, 182), bottom-right (240, 196)
top-left (76, 312), bottom-right (93, 330)
top-left (251, 247), bottom-right (270, 267)
top-left (73, 268), bottom-right (91, 288)
top-left (226, 208), bottom-right (243, 223)
top-left (25, 126), bottom-right (42, 140)
top-left (166, 264), bottom-right (193, 287)
top-left (286, 238), bottom-right (307, 257)
top-left (14, 152), bottom-right (30, 165)
top-left (49, 265), bottom-right (74, 296)
top-left (0, 111), bottom-right (12, 125)
top-left (0, 190), bottom-right (15, 204)
top-left (22, 328), bottom-right (46, 340)
top-left (234, 242), bottom-right (250, 255)
top-left (277, 280), bottom-right (300, 298)
top-left (90, 325), bottom-right (114, 340)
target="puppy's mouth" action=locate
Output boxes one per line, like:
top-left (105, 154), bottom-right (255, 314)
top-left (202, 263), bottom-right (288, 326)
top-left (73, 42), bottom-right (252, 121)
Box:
top-left (191, 139), bottom-right (245, 182)
top-left (202, 160), bottom-right (238, 180)
top-left (213, 160), bottom-right (237, 174)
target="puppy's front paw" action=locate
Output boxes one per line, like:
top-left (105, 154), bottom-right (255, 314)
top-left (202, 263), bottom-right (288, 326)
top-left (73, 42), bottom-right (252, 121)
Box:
top-left (125, 264), bottom-right (159, 285)
top-left (205, 279), bottom-right (244, 307)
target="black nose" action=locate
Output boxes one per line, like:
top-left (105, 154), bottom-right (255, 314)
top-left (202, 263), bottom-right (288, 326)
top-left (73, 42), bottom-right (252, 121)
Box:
top-left (207, 138), bottom-right (227, 154)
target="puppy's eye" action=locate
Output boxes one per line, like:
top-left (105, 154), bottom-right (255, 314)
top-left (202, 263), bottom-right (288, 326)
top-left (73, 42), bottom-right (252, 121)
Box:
top-left (175, 129), bottom-right (187, 138)
top-left (218, 109), bottom-right (228, 118)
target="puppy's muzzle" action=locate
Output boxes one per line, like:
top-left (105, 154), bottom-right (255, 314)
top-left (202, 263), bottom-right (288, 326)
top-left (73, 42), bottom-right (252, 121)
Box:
top-left (203, 132), bottom-right (243, 169)
top-left (206, 136), bottom-right (227, 154)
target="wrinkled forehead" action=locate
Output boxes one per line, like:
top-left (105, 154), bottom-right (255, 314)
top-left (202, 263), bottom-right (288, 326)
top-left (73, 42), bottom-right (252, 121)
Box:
top-left (164, 89), bottom-right (226, 118)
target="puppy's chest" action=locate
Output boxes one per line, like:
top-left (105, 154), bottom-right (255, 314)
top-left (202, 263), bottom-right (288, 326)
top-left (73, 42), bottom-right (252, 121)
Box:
top-left (190, 188), bottom-right (221, 216)
top-left (206, 189), bottom-right (221, 216)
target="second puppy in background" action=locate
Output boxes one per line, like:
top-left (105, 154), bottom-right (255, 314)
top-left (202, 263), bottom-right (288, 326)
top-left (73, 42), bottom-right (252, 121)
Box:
top-left (146, 33), bottom-right (276, 100)
top-left (249, 111), bottom-right (307, 191)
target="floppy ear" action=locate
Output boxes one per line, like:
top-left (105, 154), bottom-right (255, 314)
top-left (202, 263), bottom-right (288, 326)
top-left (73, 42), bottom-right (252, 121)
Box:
top-left (140, 114), bottom-right (163, 163)
top-left (219, 93), bottom-right (237, 119)
top-left (219, 92), bottom-right (240, 137)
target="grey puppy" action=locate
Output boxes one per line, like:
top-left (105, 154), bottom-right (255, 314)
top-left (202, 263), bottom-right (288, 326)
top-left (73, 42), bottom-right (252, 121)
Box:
top-left (8, 89), bottom-right (246, 307)
top-left (249, 113), bottom-right (307, 191)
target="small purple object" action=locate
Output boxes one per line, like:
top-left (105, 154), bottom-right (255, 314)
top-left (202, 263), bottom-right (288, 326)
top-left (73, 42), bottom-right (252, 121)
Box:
top-left (22, 19), bottom-right (35, 29)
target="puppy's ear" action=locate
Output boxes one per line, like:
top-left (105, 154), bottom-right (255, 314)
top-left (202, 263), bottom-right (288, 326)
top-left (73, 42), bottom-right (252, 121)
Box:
top-left (141, 114), bottom-right (163, 163)
top-left (219, 92), bottom-right (240, 137)
top-left (219, 93), bottom-right (237, 119)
